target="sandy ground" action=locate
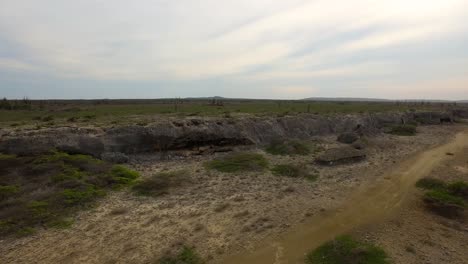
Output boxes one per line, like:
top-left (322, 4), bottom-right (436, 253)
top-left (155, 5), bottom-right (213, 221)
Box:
top-left (221, 126), bottom-right (468, 264)
top-left (0, 125), bottom-right (464, 264)
top-left (357, 132), bottom-right (468, 264)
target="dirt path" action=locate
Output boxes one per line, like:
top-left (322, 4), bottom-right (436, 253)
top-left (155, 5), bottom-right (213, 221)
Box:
top-left (220, 129), bottom-right (468, 264)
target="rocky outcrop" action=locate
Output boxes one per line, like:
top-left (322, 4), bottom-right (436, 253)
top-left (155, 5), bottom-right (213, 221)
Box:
top-left (315, 147), bottom-right (366, 165)
top-left (452, 109), bottom-right (468, 119)
top-left (412, 112), bottom-right (454, 125)
top-left (101, 152), bottom-right (130, 164)
top-left (0, 110), bottom-right (465, 157)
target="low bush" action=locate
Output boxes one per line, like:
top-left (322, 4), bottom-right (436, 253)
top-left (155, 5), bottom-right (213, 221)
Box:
top-left (61, 187), bottom-right (105, 206)
top-left (306, 235), bottom-right (390, 264)
top-left (158, 246), bottom-right (203, 264)
top-left (0, 185), bottom-right (19, 200)
top-left (0, 154), bottom-right (16, 160)
top-left (447, 181), bottom-right (468, 199)
top-left (271, 164), bottom-right (301, 177)
top-left (206, 152), bottom-right (268, 173)
top-left (46, 218), bottom-right (74, 229)
top-left (132, 171), bottom-right (188, 197)
top-left (271, 164), bottom-right (318, 182)
top-left (416, 178), bottom-right (468, 218)
top-left (305, 173), bottom-right (319, 182)
top-left (415, 178), bottom-right (446, 190)
top-left (0, 151), bottom-right (139, 237)
top-left (423, 189), bottom-right (466, 218)
top-left (424, 190), bottom-right (465, 207)
top-left (41, 115), bottom-right (54, 122)
top-left (386, 124), bottom-right (417, 136)
top-left (265, 139), bottom-right (311, 156)
top-left (67, 116), bottom-right (79, 122)
top-left (83, 114), bottom-right (96, 120)
top-left (110, 165), bottom-right (140, 186)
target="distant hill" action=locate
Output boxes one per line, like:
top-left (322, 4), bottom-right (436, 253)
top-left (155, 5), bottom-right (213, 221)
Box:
top-left (181, 96), bottom-right (229, 100)
top-left (302, 97), bottom-right (468, 103)
top-left (302, 97), bottom-right (390, 102)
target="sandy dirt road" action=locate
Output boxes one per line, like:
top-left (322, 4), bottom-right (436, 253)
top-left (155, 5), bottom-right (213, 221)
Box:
top-left (221, 129), bottom-right (468, 264)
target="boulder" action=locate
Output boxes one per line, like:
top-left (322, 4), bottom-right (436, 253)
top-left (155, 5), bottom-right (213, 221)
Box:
top-left (315, 147), bottom-right (366, 165)
top-left (337, 132), bottom-right (359, 144)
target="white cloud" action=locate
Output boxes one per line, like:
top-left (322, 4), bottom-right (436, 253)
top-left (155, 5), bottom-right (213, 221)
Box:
top-left (0, 58), bottom-right (39, 72)
top-left (0, 0), bottom-right (467, 99)
top-left (367, 74), bottom-right (468, 100)
top-left (244, 61), bottom-right (397, 81)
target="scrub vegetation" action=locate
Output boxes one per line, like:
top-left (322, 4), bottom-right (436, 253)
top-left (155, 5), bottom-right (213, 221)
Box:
top-left (306, 235), bottom-right (390, 264)
top-left (158, 246), bottom-right (203, 264)
top-left (416, 177), bottom-right (468, 217)
top-left (0, 98), bottom-right (442, 127)
top-left (271, 164), bottom-right (318, 181)
top-left (0, 151), bottom-right (139, 237)
top-left (132, 171), bottom-right (189, 197)
top-left (206, 152), bottom-right (268, 173)
top-left (265, 139), bottom-right (313, 156)
top-left (386, 124), bottom-right (417, 136)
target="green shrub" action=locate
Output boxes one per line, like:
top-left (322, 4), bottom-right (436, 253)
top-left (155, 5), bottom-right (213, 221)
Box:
top-left (424, 190), bottom-right (465, 208)
top-left (447, 181), bottom-right (468, 199)
top-left (0, 154), bottom-right (16, 160)
top-left (416, 178), bottom-right (446, 190)
top-left (271, 164), bottom-right (301, 177)
top-left (51, 165), bottom-right (87, 183)
top-left (46, 218), bottom-right (74, 229)
top-left (271, 164), bottom-right (319, 181)
top-left (62, 187), bottom-right (104, 206)
top-left (406, 120), bottom-right (418, 126)
top-left (111, 165), bottom-right (140, 183)
top-left (159, 246), bottom-right (203, 264)
top-left (33, 151), bottom-right (70, 164)
top-left (417, 178), bottom-right (467, 218)
top-left (132, 171), bottom-right (187, 197)
top-left (41, 115), bottom-right (54, 122)
top-left (34, 151), bottom-right (100, 166)
top-left (266, 139), bottom-right (311, 156)
top-left (83, 114), bottom-right (96, 120)
top-left (386, 124), bottom-right (417, 136)
top-left (306, 235), bottom-right (390, 264)
top-left (0, 185), bottom-right (19, 199)
top-left (0, 220), bottom-right (13, 234)
top-left (67, 116), bottom-right (79, 122)
top-left (27, 201), bottom-right (51, 219)
top-left (423, 189), bottom-right (466, 218)
top-left (16, 227), bottom-right (36, 237)
top-left (305, 173), bottom-right (319, 182)
top-left (0, 151), bottom-right (140, 237)
top-left (206, 153), bottom-right (268, 173)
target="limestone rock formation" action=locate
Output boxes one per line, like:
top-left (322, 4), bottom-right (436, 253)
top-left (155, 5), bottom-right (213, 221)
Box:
top-left (315, 147), bottom-right (366, 165)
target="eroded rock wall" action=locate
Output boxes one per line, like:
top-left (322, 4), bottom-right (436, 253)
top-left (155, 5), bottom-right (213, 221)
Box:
top-left (0, 110), bottom-right (463, 157)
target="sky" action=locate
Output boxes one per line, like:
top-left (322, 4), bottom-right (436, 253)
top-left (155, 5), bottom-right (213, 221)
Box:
top-left (0, 0), bottom-right (468, 100)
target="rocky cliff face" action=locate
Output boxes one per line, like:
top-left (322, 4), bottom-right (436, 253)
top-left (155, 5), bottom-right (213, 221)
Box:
top-left (0, 110), bottom-right (463, 158)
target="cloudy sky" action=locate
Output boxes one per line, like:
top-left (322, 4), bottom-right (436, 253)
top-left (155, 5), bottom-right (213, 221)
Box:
top-left (1, 0), bottom-right (467, 99)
